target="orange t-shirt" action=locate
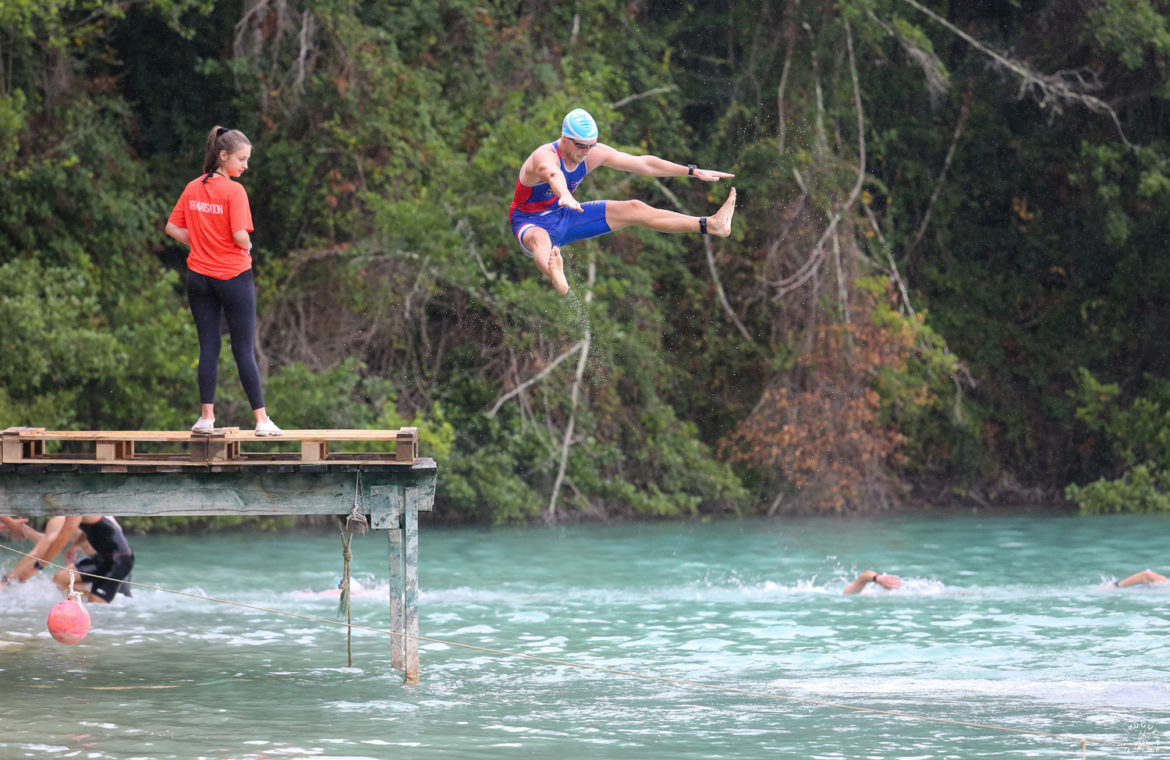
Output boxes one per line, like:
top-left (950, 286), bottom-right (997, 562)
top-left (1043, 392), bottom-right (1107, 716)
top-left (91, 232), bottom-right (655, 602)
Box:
top-left (167, 175), bottom-right (254, 279)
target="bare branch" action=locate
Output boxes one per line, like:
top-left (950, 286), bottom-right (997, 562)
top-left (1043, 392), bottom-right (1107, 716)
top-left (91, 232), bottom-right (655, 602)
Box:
top-left (487, 340), bottom-right (586, 417)
top-left (703, 235), bottom-right (754, 343)
top-left (810, 44), bottom-right (830, 158)
top-left (611, 86), bottom-right (678, 109)
top-left (897, 0), bottom-right (1134, 148)
top-left (650, 177), bottom-right (684, 209)
top-left (762, 191), bottom-right (807, 263)
top-left (777, 44), bottom-right (794, 157)
top-left (861, 201), bottom-right (915, 318)
top-left (832, 229), bottom-right (849, 325)
top-left (547, 259), bottom-right (596, 520)
top-left (907, 87), bottom-right (973, 258)
top-left (649, 178), bottom-right (753, 343)
top-left (766, 489), bottom-right (785, 517)
top-left (773, 21), bottom-right (867, 302)
top-left (294, 10), bottom-right (315, 94)
top-left (445, 203), bottom-right (496, 283)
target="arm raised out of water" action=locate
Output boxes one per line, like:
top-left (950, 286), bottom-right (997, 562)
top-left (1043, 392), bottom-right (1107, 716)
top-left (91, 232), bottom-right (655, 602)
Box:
top-left (843, 570), bottom-right (903, 595)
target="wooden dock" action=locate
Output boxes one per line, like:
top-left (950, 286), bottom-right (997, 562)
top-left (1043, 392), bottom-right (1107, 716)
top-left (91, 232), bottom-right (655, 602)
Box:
top-left (0, 426), bottom-right (435, 684)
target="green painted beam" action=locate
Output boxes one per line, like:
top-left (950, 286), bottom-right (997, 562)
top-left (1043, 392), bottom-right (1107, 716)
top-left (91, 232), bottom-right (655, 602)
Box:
top-left (0, 461), bottom-right (435, 517)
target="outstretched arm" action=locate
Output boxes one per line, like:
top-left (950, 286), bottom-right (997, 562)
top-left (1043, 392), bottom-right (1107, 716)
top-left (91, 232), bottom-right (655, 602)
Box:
top-left (592, 145), bottom-right (734, 181)
top-left (843, 570), bottom-right (902, 595)
top-left (1, 516), bottom-right (42, 542)
top-left (8, 516), bottom-right (82, 582)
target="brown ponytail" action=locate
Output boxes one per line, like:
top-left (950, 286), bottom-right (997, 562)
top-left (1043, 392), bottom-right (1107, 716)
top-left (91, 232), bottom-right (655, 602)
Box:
top-left (201, 126), bottom-right (252, 181)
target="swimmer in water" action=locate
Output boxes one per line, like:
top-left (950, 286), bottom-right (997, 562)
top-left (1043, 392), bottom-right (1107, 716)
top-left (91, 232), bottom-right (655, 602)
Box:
top-left (1108, 569), bottom-right (1168, 588)
top-left (0, 516), bottom-right (42, 543)
top-left (843, 570), bottom-right (903, 594)
top-left (53, 516), bottom-right (135, 603)
top-left (509, 108), bottom-right (736, 294)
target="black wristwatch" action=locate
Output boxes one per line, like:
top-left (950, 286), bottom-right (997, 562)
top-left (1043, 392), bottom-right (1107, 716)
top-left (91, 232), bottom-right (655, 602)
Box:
top-left (687, 164), bottom-right (696, 176)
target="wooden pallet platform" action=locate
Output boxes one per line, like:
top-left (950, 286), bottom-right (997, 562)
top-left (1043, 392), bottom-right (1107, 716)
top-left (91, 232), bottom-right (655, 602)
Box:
top-left (0, 426), bottom-right (418, 469)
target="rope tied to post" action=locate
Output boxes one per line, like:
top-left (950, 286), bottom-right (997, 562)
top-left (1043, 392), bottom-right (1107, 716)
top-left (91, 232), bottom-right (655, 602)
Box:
top-left (346, 469), bottom-right (369, 536)
top-left (336, 470), bottom-right (366, 666)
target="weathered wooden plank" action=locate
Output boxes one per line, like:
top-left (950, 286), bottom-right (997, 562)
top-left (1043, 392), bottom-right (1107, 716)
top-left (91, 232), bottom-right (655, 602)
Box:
top-left (16, 430), bottom-right (232, 442)
top-left (0, 460), bottom-right (436, 516)
top-left (13, 428), bottom-right (416, 442)
top-left (0, 456), bottom-right (417, 468)
top-left (3, 427), bottom-right (418, 466)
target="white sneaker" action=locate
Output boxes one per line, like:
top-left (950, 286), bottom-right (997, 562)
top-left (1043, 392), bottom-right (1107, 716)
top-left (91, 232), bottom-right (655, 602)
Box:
top-left (255, 418), bottom-right (283, 436)
top-left (191, 417), bottom-right (215, 435)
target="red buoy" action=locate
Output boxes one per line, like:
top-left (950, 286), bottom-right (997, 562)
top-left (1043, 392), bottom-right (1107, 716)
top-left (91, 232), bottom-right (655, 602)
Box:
top-left (47, 598), bottom-right (90, 644)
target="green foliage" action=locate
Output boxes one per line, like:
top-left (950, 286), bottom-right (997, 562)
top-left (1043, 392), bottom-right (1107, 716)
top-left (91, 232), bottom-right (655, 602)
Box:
top-left (1085, 0), bottom-right (1170, 70)
top-left (1066, 369), bottom-right (1170, 513)
top-left (1066, 464), bottom-right (1170, 514)
top-left (861, 277), bottom-right (986, 486)
top-left (0, 90), bottom-right (26, 167)
top-left (0, 258), bottom-right (195, 430)
top-left (441, 418), bottom-right (548, 523)
top-left (1071, 370), bottom-right (1170, 470)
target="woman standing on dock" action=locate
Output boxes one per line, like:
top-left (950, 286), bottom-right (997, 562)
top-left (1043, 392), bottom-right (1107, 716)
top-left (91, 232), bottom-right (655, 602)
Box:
top-left (165, 126), bottom-right (282, 436)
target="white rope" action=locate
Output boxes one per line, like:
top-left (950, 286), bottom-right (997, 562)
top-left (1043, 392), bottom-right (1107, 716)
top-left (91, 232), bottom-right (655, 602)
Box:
top-left (0, 542), bottom-right (1154, 754)
top-left (66, 567), bottom-right (83, 604)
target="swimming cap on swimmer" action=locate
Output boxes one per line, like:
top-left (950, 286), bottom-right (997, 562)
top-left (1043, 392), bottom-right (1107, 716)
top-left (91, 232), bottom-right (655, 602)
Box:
top-left (562, 108), bottom-right (599, 141)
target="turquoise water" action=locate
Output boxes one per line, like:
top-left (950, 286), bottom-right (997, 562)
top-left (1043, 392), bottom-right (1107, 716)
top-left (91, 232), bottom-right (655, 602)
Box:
top-left (1, 513), bottom-right (1168, 759)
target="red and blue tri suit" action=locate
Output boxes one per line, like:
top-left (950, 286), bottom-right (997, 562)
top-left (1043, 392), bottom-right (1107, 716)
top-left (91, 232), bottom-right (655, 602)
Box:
top-left (509, 142), bottom-right (611, 257)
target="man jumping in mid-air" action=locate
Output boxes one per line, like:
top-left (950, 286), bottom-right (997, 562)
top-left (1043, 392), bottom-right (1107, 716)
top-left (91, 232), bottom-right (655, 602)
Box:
top-left (509, 108), bottom-right (736, 294)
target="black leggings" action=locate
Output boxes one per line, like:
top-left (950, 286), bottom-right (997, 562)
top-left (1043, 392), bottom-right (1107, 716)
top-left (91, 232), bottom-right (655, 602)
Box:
top-left (187, 268), bottom-right (265, 410)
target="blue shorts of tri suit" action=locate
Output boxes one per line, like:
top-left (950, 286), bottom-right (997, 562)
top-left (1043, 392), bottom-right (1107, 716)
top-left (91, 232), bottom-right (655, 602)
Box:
top-left (510, 201), bottom-right (611, 257)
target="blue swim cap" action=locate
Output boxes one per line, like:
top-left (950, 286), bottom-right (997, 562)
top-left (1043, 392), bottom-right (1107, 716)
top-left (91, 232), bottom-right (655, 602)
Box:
top-left (562, 108), bottom-right (599, 141)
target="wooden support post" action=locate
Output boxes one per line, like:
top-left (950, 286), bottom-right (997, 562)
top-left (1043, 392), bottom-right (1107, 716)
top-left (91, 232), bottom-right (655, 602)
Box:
top-left (371, 485), bottom-right (406, 674)
top-left (387, 517), bottom-right (405, 672)
top-left (301, 441), bottom-right (328, 462)
top-left (403, 485), bottom-right (421, 685)
top-left (96, 440), bottom-right (134, 461)
top-left (396, 427), bottom-right (418, 463)
top-left (2, 427), bottom-right (45, 463)
top-left (190, 437), bottom-right (238, 463)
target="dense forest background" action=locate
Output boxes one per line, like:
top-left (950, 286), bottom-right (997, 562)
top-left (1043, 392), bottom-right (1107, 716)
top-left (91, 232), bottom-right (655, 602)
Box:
top-left (3, 0), bottom-right (1170, 523)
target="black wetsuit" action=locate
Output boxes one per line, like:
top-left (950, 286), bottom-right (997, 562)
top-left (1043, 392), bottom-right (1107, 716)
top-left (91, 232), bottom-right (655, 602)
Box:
top-left (76, 517), bottom-right (134, 602)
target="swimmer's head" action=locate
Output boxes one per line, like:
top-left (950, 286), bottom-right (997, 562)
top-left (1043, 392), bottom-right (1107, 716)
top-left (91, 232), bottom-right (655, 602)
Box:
top-left (562, 108), bottom-right (599, 142)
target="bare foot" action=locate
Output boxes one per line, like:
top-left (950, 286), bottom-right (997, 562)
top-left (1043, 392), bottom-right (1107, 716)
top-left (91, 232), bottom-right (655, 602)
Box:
top-left (706, 187), bottom-right (737, 237)
top-left (548, 246), bottom-right (570, 294)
